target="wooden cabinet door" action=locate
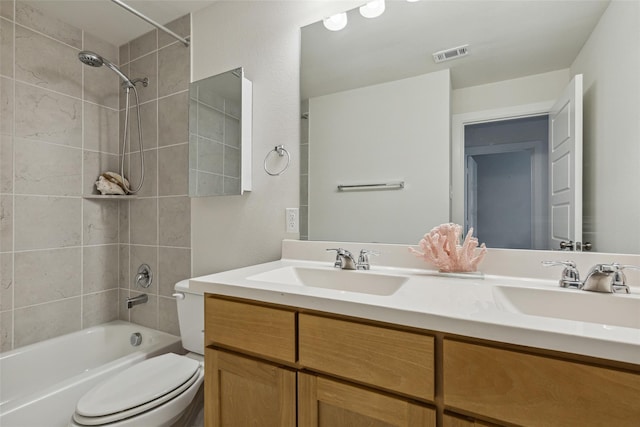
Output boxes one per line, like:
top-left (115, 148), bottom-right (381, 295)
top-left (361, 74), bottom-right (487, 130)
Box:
top-left (298, 372), bottom-right (435, 427)
top-left (205, 348), bottom-right (296, 427)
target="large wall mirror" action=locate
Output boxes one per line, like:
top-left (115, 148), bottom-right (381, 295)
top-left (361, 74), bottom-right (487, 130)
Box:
top-left (300, 0), bottom-right (640, 254)
top-left (189, 68), bottom-right (252, 197)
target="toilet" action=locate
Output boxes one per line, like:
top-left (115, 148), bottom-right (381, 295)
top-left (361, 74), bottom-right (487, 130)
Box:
top-left (69, 280), bottom-right (205, 427)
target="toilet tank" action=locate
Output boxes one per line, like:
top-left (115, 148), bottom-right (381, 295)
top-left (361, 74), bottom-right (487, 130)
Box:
top-left (174, 280), bottom-right (204, 355)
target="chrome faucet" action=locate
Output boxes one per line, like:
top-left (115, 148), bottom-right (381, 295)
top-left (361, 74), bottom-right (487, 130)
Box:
top-left (542, 260), bottom-right (582, 289)
top-left (582, 263), bottom-right (639, 294)
top-left (126, 293), bottom-right (148, 309)
top-left (543, 261), bottom-right (639, 293)
top-left (327, 248), bottom-right (357, 270)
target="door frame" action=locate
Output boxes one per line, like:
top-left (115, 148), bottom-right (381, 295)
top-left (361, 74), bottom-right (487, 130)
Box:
top-left (451, 101), bottom-right (554, 228)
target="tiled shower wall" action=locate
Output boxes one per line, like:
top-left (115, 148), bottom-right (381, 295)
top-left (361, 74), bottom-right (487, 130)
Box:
top-left (0, 0), bottom-right (191, 350)
top-left (116, 16), bottom-right (191, 336)
top-left (0, 0), bottom-right (122, 350)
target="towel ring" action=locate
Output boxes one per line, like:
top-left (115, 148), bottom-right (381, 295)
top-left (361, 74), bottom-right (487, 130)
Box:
top-left (264, 145), bottom-right (290, 176)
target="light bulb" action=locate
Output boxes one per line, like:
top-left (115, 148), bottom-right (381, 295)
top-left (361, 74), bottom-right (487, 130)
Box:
top-left (359, 0), bottom-right (385, 19)
top-left (323, 12), bottom-right (348, 31)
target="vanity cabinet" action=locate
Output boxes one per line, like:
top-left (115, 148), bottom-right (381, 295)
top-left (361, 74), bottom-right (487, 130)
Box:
top-left (443, 339), bottom-right (640, 427)
top-left (204, 348), bottom-right (296, 426)
top-left (299, 372), bottom-right (436, 427)
top-left (204, 295), bottom-right (436, 427)
top-left (204, 294), bottom-right (640, 427)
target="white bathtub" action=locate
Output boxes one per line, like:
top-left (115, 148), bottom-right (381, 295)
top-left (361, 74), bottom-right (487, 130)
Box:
top-left (0, 321), bottom-right (182, 427)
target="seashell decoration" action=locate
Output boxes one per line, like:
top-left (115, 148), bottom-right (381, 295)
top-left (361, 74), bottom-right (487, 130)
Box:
top-left (95, 172), bottom-right (130, 195)
top-left (409, 223), bottom-right (487, 273)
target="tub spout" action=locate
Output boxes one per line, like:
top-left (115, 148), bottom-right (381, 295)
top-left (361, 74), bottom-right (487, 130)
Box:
top-left (126, 293), bottom-right (148, 309)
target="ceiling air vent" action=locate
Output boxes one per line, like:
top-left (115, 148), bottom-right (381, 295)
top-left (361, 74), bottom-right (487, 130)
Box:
top-left (432, 44), bottom-right (469, 63)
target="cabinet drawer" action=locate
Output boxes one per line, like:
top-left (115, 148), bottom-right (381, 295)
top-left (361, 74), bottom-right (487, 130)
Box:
top-left (205, 296), bottom-right (296, 363)
top-left (444, 339), bottom-right (640, 427)
top-left (299, 373), bottom-right (436, 427)
top-left (299, 313), bottom-right (434, 401)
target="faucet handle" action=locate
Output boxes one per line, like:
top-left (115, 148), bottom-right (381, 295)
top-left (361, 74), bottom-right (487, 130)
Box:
top-left (610, 264), bottom-right (640, 293)
top-left (357, 249), bottom-right (379, 270)
top-left (542, 260), bottom-right (582, 289)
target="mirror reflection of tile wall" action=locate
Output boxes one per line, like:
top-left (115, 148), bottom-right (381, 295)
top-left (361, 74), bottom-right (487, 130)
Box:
top-left (189, 71), bottom-right (242, 197)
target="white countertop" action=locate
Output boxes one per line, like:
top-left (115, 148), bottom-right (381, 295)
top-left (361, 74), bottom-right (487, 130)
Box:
top-left (190, 255), bottom-right (640, 365)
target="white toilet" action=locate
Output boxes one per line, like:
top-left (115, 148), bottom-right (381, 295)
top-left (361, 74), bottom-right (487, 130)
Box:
top-left (69, 280), bottom-right (205, 427)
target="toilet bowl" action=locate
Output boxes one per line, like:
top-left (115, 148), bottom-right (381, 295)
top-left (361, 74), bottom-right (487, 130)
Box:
top-left (70, 280), bottom-right (204, 427)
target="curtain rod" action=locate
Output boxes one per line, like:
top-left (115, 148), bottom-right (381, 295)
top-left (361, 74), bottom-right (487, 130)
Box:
top-left (111, 0), bottom-right (190, 47)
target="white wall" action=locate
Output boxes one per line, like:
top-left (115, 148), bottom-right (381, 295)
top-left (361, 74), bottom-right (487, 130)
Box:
top-left (452, 69), bottom-right (570, 115)
top-left (190, 2), bottom-right (353, 276)
top-left (308, 70), bottom-right (451, 244)
top-left (570, 0), bottom-right (640, 254)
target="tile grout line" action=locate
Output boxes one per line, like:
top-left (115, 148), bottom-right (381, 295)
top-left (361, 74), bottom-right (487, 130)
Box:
top-left (10, 0), bottom-right (16, 350)
top-left (80, 29), bottom-right (85, 331)
top-left (156, 29), bottom-right (161, 331)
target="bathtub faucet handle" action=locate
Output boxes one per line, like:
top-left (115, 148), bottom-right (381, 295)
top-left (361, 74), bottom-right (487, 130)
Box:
top-left (135, 264), bottom-right (152, 288)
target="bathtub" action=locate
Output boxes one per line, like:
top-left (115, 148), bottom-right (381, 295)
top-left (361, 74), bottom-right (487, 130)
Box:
top-left (0, 321), bottom-right (182, 427)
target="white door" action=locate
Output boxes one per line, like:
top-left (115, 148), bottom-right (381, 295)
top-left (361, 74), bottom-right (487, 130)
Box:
top-left (549, 74), bottom-right (582, 250)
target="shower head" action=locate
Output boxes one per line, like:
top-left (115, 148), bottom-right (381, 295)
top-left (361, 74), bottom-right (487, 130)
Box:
top-left (78, 50), bottom-right (133, 87)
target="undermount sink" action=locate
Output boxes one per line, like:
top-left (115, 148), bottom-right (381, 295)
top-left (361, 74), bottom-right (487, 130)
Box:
top-left (247, 266), bottom-right (407, 296)
top-left (493, 285), bottom-right (640, 329)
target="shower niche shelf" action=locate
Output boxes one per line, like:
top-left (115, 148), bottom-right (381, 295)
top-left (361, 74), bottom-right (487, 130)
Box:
top-left (83, 195), bottom-right (139, 200)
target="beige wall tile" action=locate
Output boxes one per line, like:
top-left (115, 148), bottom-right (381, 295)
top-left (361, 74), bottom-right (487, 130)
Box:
top-left (83, 150), bottom-right (119, 195)
top-left (158, 42), bottom-right (189, 98)
top-left (118, 244), bottom-right (129, 287)
top-left (118, 286), bottom-right (130, 321)
top-left (158, 14), bottom-right (190, 49)
top-left (118, 43), bottom-right (129, 66)
top-left (127, 148), bottom-right (156, 197)
top-left (0, 1), bottom-right (14, 21)
top-left (0, 194), bottom-right (12, 252)
top-left (118, 201), bottom-right (129, 244)
top-left (223, 145), bottom-right (240, 179)
top-left (158, 143), bottom-right (188, 196)
top-left (83, 101), bottom-right (119, 154)
top-left (130, 244), bottom-right (157, 294)
top-left (129, 290), bottom-right (156, 329)
top-left (15, 1), bottom-right (81, 48)
top-left (0, 134), bottom-right (12, 193)
top-left (158, 247), bottom-right (190, 297)
top-left (14, 196), bottom-right (81, 250)
top-left (158, 296), bottom-right (179, 336)
top-left (159, 196), bottom-right (190, 247)
top-left (15, 82), bottom-right (82, 147)
top-left (196, 171), bottom-right (223, 196)
top-left (130, 198), bottom-right (157, 246)
top-left (0, 310), bottom-right (12, 351)
top-left (13, 296), bottom-right (81, 347)
top-left (83, 62), bottom-right (120, 109)
top-left (15, 25), bottom-right (82, 98)
top-left (0, 17), bottom-right (13, 78)
top-left (1, 76), bottom-right (13, 135)
top-left (129, 29), bottom-right (156, 61)
top-left (83, 199), bottom-right (119, 245)
top-left (0, 252), bottom-right (13, 311)
top-left (128, 99), bottom-right (157, 151)
top-left (196, 102), bottom-right (224, 142)
top-left (129, 52), bottom-right (156, 104)
top-left (14, 138), bottom-right (82, 196)
top-left (14, 247), bottom-right (81, 307)
top-left (82, 289), bottom-right (118, 328)
top-left (83, 244), bottom-right (118, 293)
top-left (158, 91), bottom-right (188, 147)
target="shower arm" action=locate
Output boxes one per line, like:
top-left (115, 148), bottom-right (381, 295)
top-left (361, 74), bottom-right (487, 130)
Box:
top-left (110, 0), bottom-right (190, 47)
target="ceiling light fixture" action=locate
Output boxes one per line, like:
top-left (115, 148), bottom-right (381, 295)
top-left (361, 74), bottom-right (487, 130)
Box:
top-left (359, 0), bottom-right (386, 19)
top-left (323, 12), bottom-right (348, 31)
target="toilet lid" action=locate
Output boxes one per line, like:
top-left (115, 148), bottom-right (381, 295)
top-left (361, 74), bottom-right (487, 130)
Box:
top-left (76, 353), bottom-right (201, 418)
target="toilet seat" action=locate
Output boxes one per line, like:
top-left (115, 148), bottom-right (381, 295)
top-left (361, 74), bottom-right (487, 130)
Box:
top-left (72, 353), bottom-right (201, 426)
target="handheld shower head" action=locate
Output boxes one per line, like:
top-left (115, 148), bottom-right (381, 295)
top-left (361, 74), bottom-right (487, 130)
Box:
top-left (78, 50), bottom-right (133, 87)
